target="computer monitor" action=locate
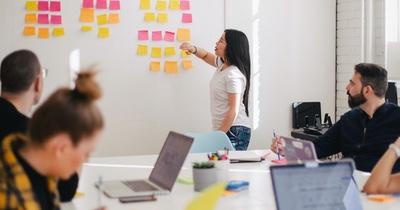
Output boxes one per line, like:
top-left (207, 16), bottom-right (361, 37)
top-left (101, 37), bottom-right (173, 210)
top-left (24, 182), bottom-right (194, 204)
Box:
top-left (386, 81), bottom-right (398, 105)
top-left (292, 102), bottom-right (321, 129)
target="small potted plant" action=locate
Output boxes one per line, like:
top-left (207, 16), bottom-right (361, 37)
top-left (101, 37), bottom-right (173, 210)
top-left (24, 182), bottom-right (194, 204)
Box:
top-left (192, 161), bottom-right (218, 192)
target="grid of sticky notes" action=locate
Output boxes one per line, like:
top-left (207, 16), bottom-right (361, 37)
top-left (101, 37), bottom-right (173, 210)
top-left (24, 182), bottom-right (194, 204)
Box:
top-left (79, 0), bottom-right (121, 39)
top-left (138, 0), bottom-right (193, 74)
top-left (23, 0), bottom-right (64, 39)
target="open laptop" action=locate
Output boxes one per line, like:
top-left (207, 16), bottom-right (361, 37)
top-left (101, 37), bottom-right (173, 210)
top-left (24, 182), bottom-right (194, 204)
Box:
top-left (270, 160), bottom-right (363, 210)
top-left (281, 136), bottom-right (318, 163)
top-left (98, 131), bottom-right (194, 198)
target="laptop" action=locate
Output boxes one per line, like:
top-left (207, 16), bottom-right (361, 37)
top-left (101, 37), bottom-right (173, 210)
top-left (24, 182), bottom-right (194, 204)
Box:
top-left (229, 150), bottom-right (264, 163)
top-left (98, 131), bottom-right (194, 198)
top-left (270, 160), bottom-right (363, 210)
top-left (281, 136), bottom-right (317, 163)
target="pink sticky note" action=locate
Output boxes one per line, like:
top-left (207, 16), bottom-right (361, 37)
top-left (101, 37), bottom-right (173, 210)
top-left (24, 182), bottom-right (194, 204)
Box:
top-left (109, 0), bottom-right (120, 10)
top-left (180, 0), bottom-right (190, 10)
top-left (96, 0), bottom-right (107, 9)
top-left (164, 31), bottom-right (175, 42)
top-left (82, 0), bottom-right (94, 8)
top-left (271, 158), bottom-right (287, 165)
top-left (38, 14), bottom-right (49, 24)
top-left (182, 13), bottom-right (192, 23)
top-left (138, 30), bottom-right (148, 40)
top-left (38, 1), bottom-right (49, 11)
top-left (50, 15), bottom-right (62, 24)
top-left (50, 1), bottom-right (61, 11)
top-left (152, 31), bottom-right (162, 41)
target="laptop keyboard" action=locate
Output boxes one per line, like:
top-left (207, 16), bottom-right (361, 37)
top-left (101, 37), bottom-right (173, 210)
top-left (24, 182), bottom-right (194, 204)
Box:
top-left (122, 180), bottom-right (159, 192)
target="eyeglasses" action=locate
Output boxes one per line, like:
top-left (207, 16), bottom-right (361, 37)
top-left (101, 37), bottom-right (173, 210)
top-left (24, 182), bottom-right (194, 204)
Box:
top-left (42, 68), bottom-right (48, 79)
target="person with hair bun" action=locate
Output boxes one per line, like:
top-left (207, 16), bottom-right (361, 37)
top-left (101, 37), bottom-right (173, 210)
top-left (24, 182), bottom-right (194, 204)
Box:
top-left (0, 70), bottom-right (104, 210)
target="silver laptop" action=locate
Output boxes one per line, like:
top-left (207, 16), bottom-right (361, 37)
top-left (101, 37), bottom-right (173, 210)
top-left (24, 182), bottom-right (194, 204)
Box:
top-left (270, 160), bottom-right (363, 210)
top-left (281, 136), bottom-right (317, 163)
top-left (98, 131), bottom-right (194, 198)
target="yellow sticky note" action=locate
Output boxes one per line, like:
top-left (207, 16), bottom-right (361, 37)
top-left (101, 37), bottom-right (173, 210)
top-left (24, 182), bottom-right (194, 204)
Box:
top-left (164, 47), bottom-right (176, 56)
top-left (137, 45), bottom-right (148, 56)
top-left (23, 26), bottom-right (36, 36)
top-left (177, 28), bottom-right (190, 42)
top-left (150, 61), bottom-right (161, 72)
top-left (151, 47), bottom-right (162, 58)
top-left (156, 0), bottom-right (167, 10)
top-left (109, 13), bottom-right (120, 24)
top-left (157, 13), bottom-right (168, 24)
top-left (98, 27), bottom-right (109, 38)
top-left (52, 28), bottom-right (64, 37)
top-left (38, 28), bottom-right (50, 39)
top-left (181, 50), bottom-right (191, 58)
top-left (26, 1), bottom-right (38, 11)
top-left (164, 61), bottom-right (178, 74)
top-left (140, 0), bottom-right (151, 10)
top-left (144, 12), bottom-right (155, 22)
top-left (81, 25), bottom-right (93, 32)
top-left (186, 183), bottom-right (226, 210)
top-left (25, 13), bottom-right (37, 24)
top-left (80, 8), bottom-right (94, 22)
top-left (169, 0), bottom-right (180, 10)
top-left (97, 14), bottom-right (108, 25)
top-left (182, 60), bottom-right (192, 70)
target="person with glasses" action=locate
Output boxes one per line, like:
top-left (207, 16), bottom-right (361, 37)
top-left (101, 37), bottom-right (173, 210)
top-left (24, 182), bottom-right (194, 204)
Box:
top-left (0, 49), bottom-right (78, 202)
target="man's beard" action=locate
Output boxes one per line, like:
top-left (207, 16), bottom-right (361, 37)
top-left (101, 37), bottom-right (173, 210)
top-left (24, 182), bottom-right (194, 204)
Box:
top-left (347, 90), bottom-right (367, 108)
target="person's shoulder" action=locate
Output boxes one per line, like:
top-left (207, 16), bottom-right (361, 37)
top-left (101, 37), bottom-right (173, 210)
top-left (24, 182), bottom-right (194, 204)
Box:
top-left (225, 66), bottom-right (244, 78)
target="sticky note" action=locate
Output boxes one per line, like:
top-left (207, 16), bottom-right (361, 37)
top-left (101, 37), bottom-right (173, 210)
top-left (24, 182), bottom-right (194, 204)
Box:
top-left (151, 47), bottom-right (162, 58)
top-left (50, 1), bottom-right (61, 11)
top-left (96, 0), bottom-right (107, 9)
top-left (98, 27), bottom-right (109, 38)
top-left (185, 183), bottom-right (226, 210)
top-left (138, 30), bottom-right (148, 40)
top-left (157, 13), bottom-right (168, 23)
top-left (152, 31), bottom-right (162, 41)
top-left (50, 15), bottom-right (62, 25)
top-left (80, 8), bottom-right (94, 22)
top-left (164, 47), bottom-right (176, 56)
top-left (38, 28), bottom-right (50, 39)
top-left (182, 60), bottom-right (192, 70)
top-left (177, 28), bottom-right (190, 41)
top-left (97, 14), bottom-right (108, 25)
top-left (38, 14), bottom-right (49, 24)
top-left (150, 62), bottom-right (161, 72)
top-left (81, 25), bottom-right (93, 32)
top-left (26, 1), bottom-right (38, 11)
top-left (38, 1), bottom-right (49, 11)
top-left (164, 31), bottom-right (175, 42)
top-left (367, 195), bottom-right (395, 203)
top-left (25, 14), bottom-right (37, 24)
top-left (169, 0), bottom-right (180, 10)
top-left (144, 12), bottom-right (155, 22)
top-left (181, 50), bottom-right (191, 58)
top-left (108, 13), bottom-right (119, 24)
top-left (164, 61), bottom-right (179, 74)
top-left (82, 0), bottom-right (94, 8)
top-left (137, 45), bottom-right (148, 56)
top-left (109, 0), bottom-right (120, 10)
top-left (52, 27), bottom-right (64, 37)
top-left (271, 159), bottom-right (287, 164)
top-left (23, 26), bottom-right (36, 36)
top-left (182, 13), bottom-right (192, 23)
top-left (180, 0), bottom-right (190, 10)
top-left (140, 0), bottom-right (151, 10)
top-left (156, 0), bottom-right (167, 10)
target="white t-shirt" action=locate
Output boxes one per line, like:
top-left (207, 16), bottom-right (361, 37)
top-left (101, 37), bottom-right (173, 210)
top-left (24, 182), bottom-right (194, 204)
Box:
top-left (209, 57), bottom-right (251, 130)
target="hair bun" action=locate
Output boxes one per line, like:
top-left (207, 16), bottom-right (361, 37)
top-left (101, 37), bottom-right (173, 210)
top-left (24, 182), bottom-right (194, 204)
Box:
top-left (74, 70), bottom-right (102, 101)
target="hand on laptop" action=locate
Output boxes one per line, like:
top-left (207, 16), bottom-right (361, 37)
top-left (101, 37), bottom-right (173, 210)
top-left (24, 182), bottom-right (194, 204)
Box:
top-left (270, 136), bottom-right (285, 156)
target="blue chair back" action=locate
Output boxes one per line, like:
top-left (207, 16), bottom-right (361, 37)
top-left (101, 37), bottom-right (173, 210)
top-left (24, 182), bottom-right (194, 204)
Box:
top-left (188, 131), bottom-right (235, 153)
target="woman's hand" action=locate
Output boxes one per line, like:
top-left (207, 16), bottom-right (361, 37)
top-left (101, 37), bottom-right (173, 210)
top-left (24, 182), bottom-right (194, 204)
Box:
top-left (179, 42), bottom-right (196, 54)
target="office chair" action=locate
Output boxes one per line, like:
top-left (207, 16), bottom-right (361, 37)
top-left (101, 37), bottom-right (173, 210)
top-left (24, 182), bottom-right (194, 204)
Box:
top-left (187, 131), bottom-right (235, 153)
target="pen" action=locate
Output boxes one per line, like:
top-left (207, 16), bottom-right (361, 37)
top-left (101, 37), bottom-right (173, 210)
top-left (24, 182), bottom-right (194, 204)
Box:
top-left (273, 129), bottom-right (280, 160)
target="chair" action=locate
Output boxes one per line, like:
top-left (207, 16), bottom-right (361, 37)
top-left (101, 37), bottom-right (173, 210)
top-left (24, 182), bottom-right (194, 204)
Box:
top-left (187, 131), bottom-right (235, 153)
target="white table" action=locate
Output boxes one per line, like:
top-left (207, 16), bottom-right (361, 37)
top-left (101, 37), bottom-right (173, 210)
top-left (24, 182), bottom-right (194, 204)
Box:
top-left (61, 150), bottom-right (400, 210)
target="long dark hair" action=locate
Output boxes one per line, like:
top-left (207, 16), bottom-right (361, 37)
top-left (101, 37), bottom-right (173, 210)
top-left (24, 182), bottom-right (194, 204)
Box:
top-left (224, 29), bottom-right (251, 116)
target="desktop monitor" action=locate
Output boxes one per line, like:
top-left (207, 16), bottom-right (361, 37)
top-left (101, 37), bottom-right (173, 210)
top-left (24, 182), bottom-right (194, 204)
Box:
top-left (386, 81), bottom-right (398, 105)
top-left (292, 102), bottom-right (321, 129)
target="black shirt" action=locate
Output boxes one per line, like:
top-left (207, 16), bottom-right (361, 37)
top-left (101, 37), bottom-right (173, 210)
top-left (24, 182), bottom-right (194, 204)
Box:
top-left (314, 103), bottom-right (400, 172)
top-left (0, 97), bottom-right (78, 202)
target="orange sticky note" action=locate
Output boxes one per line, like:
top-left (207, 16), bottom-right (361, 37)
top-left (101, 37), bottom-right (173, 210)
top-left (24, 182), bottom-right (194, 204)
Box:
top-left (164, 47), bottom-right (176, 56)
top-left (52, 28), bottom-right (64, 37)
top-left (177, 28), bottom-right (190, 41)
top-left (155, 0), bottom-right (167, 10)
top-left (169, 0), bottom-right (180, 10)
top-left (137, 45), bottom-right (148, 56)
top-left (97, 14), bottom-right (108, 25)
top-left (26, 1), bottom-right (38, 11)
top-left (144, 12), bottom-right (155, 22)
top-left (182, 60), bottom-right (192, 70)
top-left (98, 27), bottom-right (109, 38)
top-left (157, 13), bottom-right (168, 23)
top-left (140, 0), bottom-right (151, 10)
top-left (368, 195), bottom-right (395, 202)
top-left (150, 62), bottom-right (161, 72)
top-left (164, 61), bottom-right (178, 74)
top-left (80, 8), bottom-right (94, 22)
top-left (151, 47), bottom-right (162, 58)
top-left (23, 26), bottom-right (36, 36)
top-left (38, 28), bottom-right (50, 39)
top-left (108, 13), bottom-right (120, 24)
top-left (81, 25), bottom-right (93, 32)
top-left (25, 13), bottom-right (37, 24)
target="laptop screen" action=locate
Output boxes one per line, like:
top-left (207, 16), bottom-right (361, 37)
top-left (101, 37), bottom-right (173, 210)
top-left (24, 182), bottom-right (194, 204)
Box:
top-left (270, 161), bottom-right (363, 210)
top-left (281, 136), bottom-right (317, 162)
top-left (149, 131), bottom-right (193, 191)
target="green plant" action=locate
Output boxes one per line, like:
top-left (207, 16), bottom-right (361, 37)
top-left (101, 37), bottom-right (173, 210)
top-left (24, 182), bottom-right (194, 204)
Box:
top-left (193, 161), bottom-right (215, 169)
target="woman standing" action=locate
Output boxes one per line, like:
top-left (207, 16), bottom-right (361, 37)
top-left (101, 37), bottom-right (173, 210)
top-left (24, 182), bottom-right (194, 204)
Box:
top-left (180, 29), bottom-right (251, 150)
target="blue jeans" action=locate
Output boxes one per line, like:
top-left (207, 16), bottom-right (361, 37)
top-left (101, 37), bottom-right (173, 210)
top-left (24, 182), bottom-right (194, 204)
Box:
top-left (226, 126), bottom-right (251, 151)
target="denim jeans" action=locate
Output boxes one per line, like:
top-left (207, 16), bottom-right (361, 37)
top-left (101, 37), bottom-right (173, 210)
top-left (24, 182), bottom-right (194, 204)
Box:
top-left (226, 126), bottom-right (251, 151)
